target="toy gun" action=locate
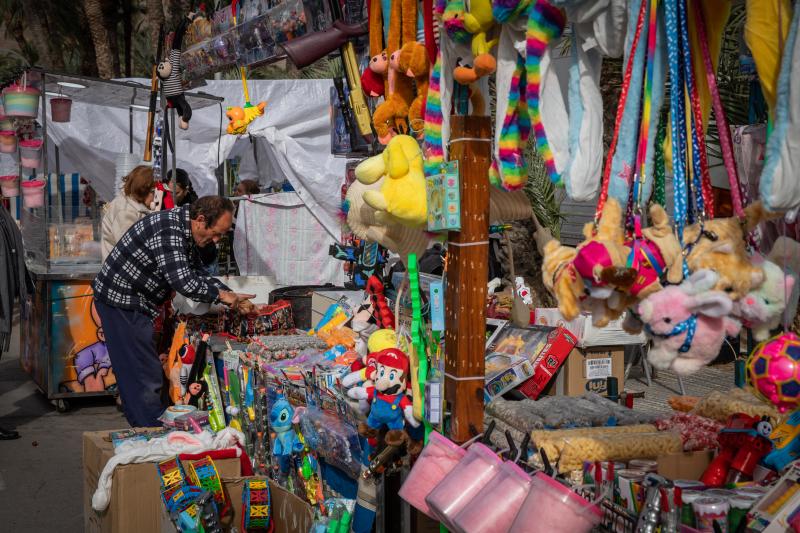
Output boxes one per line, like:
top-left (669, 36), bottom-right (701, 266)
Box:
top-left (144, 25), bottom-right (165, 162)
top-left (329, 240), bottom-right (385, 289)
top-left (762, 411), bottom-right (800, 472)
top-left (362, 444), bottom-right (401, 479)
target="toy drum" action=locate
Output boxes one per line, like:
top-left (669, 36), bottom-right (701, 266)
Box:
top-left (21, 179), bottom-right (46, 208)
top-left (425, 442), bottom-right (502, 527)
top-left (19, 139), bottom-right (43, 168)
top-left (452, 461), bottom-right (532, 533)
top-left (510, 472), bottom-right (602, 533)
top-left (398, 431), bottom-right (466, 518)
top-left (2, 84), bottom-right (40, 117)
top-left (0, 175), bottom-right (20, 197)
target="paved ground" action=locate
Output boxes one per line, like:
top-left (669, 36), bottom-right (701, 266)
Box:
top-left (0, 318), bottom-right (124, 532)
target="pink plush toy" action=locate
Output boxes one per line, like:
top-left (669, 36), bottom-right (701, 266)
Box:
top-left (738, 257), bottom-right (798, 341)
top-left (639, 270), bottom-right (741, 375)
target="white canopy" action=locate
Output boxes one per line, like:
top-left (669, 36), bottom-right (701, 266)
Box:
top-left (1, 79), bottom-right (347, 239)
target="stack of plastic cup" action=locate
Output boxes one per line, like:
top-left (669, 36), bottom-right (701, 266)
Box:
top-left (21, 179), bottom-right (46, 208)
top-left (398, 432), bottom-right (467, 518)
top-left (452, 461), bottom-right (532, 533)
top-left (19, 139), bottom-right (43, 168)
top-left (0, 175), bottom-right (19, 197)
top-left (425, 442), bottom-right (502, 528)
top-left (510, 472), bottom-right (603, 533)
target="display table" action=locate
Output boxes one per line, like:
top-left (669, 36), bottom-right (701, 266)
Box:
top-left (20, 265), bottom-right (114, 411)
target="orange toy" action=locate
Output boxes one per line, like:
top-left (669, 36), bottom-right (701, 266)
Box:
top-left (399, 41), bottom-right (430, 137)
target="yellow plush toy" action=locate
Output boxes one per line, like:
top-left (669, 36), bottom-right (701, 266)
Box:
top-left (355, 134), bottom-right (427, 227)
top-left (453, 0), bottom-right (498, 85)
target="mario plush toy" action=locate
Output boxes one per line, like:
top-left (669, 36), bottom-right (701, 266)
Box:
top-left (347, 348), bottom-right (420, 450)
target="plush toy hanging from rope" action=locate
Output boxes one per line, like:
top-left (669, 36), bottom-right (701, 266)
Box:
top-left (226, 0), bottom-right (266, 136)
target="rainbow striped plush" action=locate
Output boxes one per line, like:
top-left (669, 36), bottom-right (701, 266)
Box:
top-left (492, 0), bottom-right (533, 24)
top-left (423, 50), bottom-right (445, 177)
top-left (492, 55), bottom-right (531, 190)
top-left (443, 0), bottom-right (472, 44)
top-left (526, 0), bottom-right (565, 186)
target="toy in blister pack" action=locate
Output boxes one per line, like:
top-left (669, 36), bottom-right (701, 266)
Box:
top-left (270, 393), bottom-right (305, 475)
top-left (298, 407), bottom-right (363, 479)
top-left (236, 12), bottom-right (278, 67)
top-left (268, 0), bottom-right (308, 44)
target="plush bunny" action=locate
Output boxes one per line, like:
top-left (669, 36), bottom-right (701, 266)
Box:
top-left (738, 257), bottom-right (798, 341)
top-left (639, 270), bottom-right (741, 376)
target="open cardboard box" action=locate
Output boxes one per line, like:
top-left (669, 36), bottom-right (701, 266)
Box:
top-left (84, 430), bottom-right (314, 533)
top-left (656, 450), bottom-right (715, 481)
top-left (548, 346), bottom-right (625, 396)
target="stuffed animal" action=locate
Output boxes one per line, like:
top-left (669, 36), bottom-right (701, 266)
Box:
top-left (270, 393), bottom-right (304, 474)
top-left (355, 134), bottom-right (427, 227)
top-left (361, 51), bottom-right (388, 97)
top-left (346, 348), bottom-right (420, 452)
top-left (226, 102), bottom-right (267, 135)
top-left (398, 42), bottom-right (430, 137)
top-left (631, 203), bottom-right (685, 298)
top-left (738, 257), bottom-right (798, 341)
top-left (639, 270), bottom-right (741, 375)
top-left (158, 17), bottom-right (192, 130)
top-left (453, 0), bottom-right (498, 85)
top-left (342, 328), bottom-right (397, 387)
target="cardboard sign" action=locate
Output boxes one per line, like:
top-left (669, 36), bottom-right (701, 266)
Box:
top-left (426, 161), bottom-right (461, 231)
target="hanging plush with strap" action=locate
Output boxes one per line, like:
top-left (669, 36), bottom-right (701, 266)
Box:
top-left (453, 0), bottom-right (499, 84)
top-left (227, 1), bottom-right (266, 136)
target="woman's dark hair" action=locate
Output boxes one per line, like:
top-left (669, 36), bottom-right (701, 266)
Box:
top-left (123, 165), bottom-right (155, 203)
top-left (167, 168), bottom-right (192, 190)
top-left (189, 196), bottom-right (235, 228)
top-left (237, 179), bottom-right (261, 195)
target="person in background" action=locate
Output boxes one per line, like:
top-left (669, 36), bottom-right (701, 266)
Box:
top-left (101, 165), bottom-right (154, 260)
top-left (235, 179), bottom-right (261, 197)
top-left (93, 196), bottom-right (254, 427)
top-left (168, 168), bottom-right (198, 207)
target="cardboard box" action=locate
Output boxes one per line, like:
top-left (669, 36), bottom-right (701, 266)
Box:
top-left (533, 308), bottom-right (646, 347)
top-left (549, 346), bottom-right (625, 396)
top-left (83, 430), bottom-right (242, 533)
top-left (657, 450), bottom-right (714, 481)
top-left (484, 325), bottom-right (577, 401)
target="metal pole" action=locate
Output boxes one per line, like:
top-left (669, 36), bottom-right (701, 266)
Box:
top-left (40, 70), bottom-right (50, 267)
top-left (55, 145), bottom-right (62, 225)
top-left (170, 106), bottom-right (177, 201)
top-left (129, 89), bottom-right (135, 154)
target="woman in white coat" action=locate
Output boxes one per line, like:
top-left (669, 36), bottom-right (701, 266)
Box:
top-left (101, 165), bottom-right (155, 260)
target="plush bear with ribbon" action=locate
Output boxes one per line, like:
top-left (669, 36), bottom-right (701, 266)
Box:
top-left (157, 16), bottom-right (192, 130)
top-left (639, 270), bottom-right (741, 376)
top-left (737, 257), bottom-right (798, 341)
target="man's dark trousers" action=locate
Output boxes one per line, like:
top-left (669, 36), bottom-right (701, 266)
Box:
top-left (95, 300), bottom-right (165, 427)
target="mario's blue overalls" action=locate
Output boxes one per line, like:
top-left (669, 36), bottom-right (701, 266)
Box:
top-left (367, 388), bottom-right (405, 430)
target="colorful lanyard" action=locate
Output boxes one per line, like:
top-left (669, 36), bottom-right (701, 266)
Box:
top-left (665, 0), bottom-right (689, 274)
top-left (633, 0), bottom-right (659, 190)
top-left (596, 0), bottom-right (648, 222)
top-left (652, 108), bottom-right (668, 208)
top-left (692, 0), bottom-right (745, 218)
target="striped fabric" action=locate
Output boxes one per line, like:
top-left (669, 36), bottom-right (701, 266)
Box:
top-left (2, 173), bottom-right (88, 221)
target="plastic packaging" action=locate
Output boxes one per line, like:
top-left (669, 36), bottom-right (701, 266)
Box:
top-left (425, 442), bottom-right (502, 527)
top-left (510, 472), bottom-right (602, 533)
top-left (0, 130), bottom-right (17, 153)
top-left (728, 495), bottom-right (757, 532)
top-left (298, 407), bottom-right (363, 479)
top-left (398, 431), bottom-right (466, 517)
top-left (0, 175), bottom-right (19, 197)
top-left (452, 461), bottom-right (532, 533)
top-left (550, 431), bottom-right (682, 473)
top-left (2, 84), bottom-right (40, 117)
top-left (681, 490), bottom-right (704, 527)
top-left (692, 496), bottom-right (730, 533)
top-left (19, 139), bottom-right (43, 168)
top-left (21, 179), bottom-right (46, 208)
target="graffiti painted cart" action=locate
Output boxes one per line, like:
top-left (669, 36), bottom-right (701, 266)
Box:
top-left (20, 269), bottom-right (117, 412)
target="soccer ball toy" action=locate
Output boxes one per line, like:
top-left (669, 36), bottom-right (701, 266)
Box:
top-left (746, 332), bottom-right (800, 413)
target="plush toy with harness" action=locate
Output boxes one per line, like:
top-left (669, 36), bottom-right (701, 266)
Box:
top-left (737, 256), bottom-right (798, 342)
top-left (639, 270), bottom-right (741, 376)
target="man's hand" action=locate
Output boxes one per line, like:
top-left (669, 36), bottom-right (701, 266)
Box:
top-left (218, 291), bottom-right (256, 309)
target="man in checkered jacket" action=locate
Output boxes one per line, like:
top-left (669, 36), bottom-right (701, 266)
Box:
top-left (93, 196), bottom-right (254, 427)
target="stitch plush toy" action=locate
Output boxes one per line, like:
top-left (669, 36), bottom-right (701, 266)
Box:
top-left (346, 348), bottom-right (420, 452)
top-left (639, 270), bottom-right (742, 376)
top-left (355, 134), bottom-right (427, 227)
top-left (270, 393), bottom-right (304, 474)
top-left (738, 257), bottom-right (798, 341)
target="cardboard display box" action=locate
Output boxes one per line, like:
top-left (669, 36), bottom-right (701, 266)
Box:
top-left (548, 346), bottom-right (625, 396)
top-left (657, 450), bottom-right (715, 481)
top-left (84, 430), bottom-right (242, 533)
top-left (220, 477), bottom-right (314, 533)
top-left (534, 308), bottom-right (646, 347)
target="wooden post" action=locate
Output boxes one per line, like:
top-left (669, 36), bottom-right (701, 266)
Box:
top-left (444, 115), bottom-right (491, 443)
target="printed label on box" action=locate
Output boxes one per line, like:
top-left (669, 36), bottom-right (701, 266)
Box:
top-left (585, 357), bottom-right (613, 380)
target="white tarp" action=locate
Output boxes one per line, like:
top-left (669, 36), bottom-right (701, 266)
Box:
top-left (9, 79), bottom-right (346, 239)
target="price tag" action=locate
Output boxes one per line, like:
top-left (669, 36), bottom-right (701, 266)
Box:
top-left (585, 357), bottom-right (613, 380)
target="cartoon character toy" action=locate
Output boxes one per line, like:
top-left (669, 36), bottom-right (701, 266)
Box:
top-left (270, 393), bottom-right (304, 474)
top-left (346, 348), bottom-right (420, 451)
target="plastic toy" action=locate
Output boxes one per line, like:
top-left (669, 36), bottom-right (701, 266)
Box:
top-left (762, 411), bottom-right (800, 472)
top-left (699, 413), bottom-right (774, 487)
top-left (226, 1), bottom-right (267, 136)
top-left (640, 270), bottom-right (741, 376)
top-left (269, 393), bottom-right (304, 474)
top-left (747, 332), bottom-right (800, 414)
top-left (452, 0), bottom-right (497, 85)
top-left (355, 134), bottom-right (427, 227)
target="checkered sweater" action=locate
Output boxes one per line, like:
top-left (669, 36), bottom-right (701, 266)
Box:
top-left (93, 206), bottom-right (228, 318)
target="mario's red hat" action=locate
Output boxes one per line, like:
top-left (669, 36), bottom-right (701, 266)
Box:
top-left (376, 348), bottom-right (409, 374)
